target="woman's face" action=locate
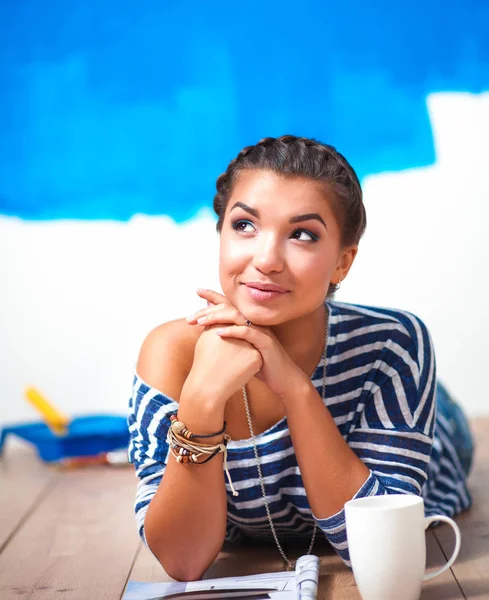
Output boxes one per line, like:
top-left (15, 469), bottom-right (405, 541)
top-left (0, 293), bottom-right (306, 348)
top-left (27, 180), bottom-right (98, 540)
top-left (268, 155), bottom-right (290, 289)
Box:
top-left (219, 169), bottom-right (357, 326)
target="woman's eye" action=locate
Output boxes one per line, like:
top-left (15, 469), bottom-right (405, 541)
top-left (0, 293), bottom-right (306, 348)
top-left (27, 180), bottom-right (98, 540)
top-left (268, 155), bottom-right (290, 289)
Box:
top-left (290, 229), bottom-right (319, 242)
top-left (231, 219), bottom-right (255, 233)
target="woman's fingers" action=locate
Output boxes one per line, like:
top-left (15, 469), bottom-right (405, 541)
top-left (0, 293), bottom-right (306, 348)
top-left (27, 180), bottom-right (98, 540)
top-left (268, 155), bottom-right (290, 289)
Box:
top-left (187, 303), bottom-right (227, 322)
top-left (215, 325), bottom-right (269, 351)
top-left (214, 325), bottom-right (298, 397)
top-left (196, 288), bottom-right (228, 305)
top-left (188, 304), bottom-right (247, 326)
top-left (197, 312), bottom-right (246, 327)
top-left (188, 290), bottom-right (249, 326)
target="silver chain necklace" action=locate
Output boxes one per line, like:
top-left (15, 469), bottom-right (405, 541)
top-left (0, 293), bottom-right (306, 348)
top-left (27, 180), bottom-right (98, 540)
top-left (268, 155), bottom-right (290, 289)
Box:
top-left (241, 306), bottom-right (329, 570)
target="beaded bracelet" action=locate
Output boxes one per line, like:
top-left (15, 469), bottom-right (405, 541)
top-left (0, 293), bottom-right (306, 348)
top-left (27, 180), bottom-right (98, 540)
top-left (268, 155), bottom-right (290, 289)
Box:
top-left (169, 435), bottom-right (227, 464)
top-left (170, 414), bottom-right (227, 440)
top-left (168, 427), bottom-right (230, 461)
top-left (167, 424), bottom-right (238, 496)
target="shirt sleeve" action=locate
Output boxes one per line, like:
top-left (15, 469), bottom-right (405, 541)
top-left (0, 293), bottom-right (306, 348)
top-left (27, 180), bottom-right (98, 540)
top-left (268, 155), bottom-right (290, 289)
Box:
top-left (127, 375), bottom-right (178, 544)
top-left (313, 314), bottom-right (436, 567)
top-left (127, 374), bottom-right (245, 545)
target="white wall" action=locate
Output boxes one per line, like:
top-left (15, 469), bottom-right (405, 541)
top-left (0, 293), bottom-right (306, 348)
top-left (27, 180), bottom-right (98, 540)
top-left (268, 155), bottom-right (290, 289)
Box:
top-left (1, 91), bottom-right (488, 428)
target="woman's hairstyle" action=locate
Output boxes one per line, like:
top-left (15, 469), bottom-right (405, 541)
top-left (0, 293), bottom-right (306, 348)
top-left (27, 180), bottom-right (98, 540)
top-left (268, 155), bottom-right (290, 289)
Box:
top-left (213, 135), bottom-right (366, 296)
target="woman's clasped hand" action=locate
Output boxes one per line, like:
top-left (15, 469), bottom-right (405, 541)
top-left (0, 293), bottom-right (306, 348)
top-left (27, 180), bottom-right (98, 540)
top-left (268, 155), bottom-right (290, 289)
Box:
top-left (186, 288), bottom-right (309, 399)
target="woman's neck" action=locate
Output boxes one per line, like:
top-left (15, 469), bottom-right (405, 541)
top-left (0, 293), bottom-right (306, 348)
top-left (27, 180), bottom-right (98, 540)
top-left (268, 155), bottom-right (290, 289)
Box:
top-left (271, 303), bottom-right (328, 374)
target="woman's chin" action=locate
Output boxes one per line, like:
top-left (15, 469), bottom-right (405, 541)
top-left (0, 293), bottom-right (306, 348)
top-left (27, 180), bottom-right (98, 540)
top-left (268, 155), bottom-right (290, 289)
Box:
top-left (235, 297), bottom-right (325, 328)
top-left (237, 305), bottom-right (290, 328)
top-left (248, 318), bottom-right (284, 328)
top-left (224, 288), bottom-right (296, 326)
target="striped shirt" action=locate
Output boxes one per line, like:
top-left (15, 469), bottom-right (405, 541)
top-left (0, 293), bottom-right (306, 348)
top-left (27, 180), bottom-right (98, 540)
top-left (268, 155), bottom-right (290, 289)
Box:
top-left (127, 301), bottom-right (471, 566)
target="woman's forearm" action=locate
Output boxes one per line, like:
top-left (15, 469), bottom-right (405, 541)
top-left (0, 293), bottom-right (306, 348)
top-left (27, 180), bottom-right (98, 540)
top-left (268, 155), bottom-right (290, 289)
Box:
top-left (281, 374), bottom-right (370, 518)
top-left (144, 386), bottom-right (229, 581)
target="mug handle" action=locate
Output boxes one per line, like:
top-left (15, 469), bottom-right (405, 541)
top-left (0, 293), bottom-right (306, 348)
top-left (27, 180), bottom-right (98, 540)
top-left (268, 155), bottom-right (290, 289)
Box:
top-left (423, 515), bottom-right (461, 582)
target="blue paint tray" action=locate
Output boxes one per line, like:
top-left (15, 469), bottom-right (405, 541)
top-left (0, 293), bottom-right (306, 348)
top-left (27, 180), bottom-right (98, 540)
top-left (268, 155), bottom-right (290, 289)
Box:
top-left (0, 415), bottom-right (129, 462)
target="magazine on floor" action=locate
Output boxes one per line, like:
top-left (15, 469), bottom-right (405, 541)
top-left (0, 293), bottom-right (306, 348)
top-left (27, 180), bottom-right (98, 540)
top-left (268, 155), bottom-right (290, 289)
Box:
top-left (123, 554), bottom-right (320, 600)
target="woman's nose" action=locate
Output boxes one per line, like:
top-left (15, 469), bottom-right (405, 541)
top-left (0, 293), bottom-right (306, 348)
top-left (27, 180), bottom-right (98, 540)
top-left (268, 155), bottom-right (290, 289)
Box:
top-left (251, 235), bottom-right (285, 274)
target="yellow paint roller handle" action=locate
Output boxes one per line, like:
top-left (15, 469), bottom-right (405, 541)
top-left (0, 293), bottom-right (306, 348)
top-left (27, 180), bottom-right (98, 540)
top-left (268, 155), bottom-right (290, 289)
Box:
top-left (24, 387), bottom-right (70, 434)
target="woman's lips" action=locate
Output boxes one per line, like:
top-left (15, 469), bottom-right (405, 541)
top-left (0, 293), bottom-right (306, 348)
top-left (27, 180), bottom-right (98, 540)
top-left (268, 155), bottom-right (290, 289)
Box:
top-left (242, 283), bottom-right (289, 302)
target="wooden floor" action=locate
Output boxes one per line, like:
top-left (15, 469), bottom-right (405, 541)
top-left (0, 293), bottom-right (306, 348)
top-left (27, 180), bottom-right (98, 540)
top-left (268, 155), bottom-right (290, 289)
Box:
top-left (0, 418), bottom-right (488, 600)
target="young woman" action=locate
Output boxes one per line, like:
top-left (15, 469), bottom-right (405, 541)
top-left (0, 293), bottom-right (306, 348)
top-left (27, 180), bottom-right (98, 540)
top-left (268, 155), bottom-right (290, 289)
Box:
top-left (128, 135), bottom-right (472, 581)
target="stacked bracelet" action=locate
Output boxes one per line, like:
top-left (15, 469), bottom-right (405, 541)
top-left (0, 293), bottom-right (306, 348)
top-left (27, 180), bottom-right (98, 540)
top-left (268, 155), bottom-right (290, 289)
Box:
top-left (170, 414), bottom-right (227, 440)
top-left (167, 415), bottom-right (238, 497)
top-left (168, 428), bottom-right (228, 464)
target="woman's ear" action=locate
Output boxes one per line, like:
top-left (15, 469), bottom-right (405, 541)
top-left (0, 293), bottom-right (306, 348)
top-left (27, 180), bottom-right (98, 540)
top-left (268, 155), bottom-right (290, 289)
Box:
top-left (332, 245), bottom-right (358, 284)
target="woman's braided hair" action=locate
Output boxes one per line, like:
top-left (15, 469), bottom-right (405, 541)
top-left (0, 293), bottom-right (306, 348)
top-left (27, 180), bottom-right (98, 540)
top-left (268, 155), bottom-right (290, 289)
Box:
top-left (213, 135), bottom-right (366, 296)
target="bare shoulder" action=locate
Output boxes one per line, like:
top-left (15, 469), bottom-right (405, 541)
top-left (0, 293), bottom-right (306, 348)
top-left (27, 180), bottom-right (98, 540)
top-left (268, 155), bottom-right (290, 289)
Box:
top-left (136, 319), bottom-right (202, 401)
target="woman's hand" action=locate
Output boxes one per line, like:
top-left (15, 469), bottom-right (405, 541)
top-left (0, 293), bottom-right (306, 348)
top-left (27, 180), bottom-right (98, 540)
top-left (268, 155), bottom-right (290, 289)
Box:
top-left (188, 289), bottom-right (307, 399)
top-left (183, 304), bottom-right (263, 408)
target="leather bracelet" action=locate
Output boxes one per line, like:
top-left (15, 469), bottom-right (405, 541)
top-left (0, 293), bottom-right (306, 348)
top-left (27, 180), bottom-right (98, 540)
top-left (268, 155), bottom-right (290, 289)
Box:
top-left (170, 414), bottom-right (227, 439)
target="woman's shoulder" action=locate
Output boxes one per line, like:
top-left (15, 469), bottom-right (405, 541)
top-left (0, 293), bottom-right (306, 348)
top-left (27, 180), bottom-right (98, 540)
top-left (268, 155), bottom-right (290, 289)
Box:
top-left (327, 301), bottom-right (435, 400)
top-left (328, 300), bottom-right (431, 339)
top-left (327, 300), bottom-right (433, 369)
top-left (136, 318), bottom-right (202, 401)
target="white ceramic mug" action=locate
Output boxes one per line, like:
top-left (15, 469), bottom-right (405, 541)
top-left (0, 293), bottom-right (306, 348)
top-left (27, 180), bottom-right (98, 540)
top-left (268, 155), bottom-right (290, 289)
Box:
top-left (344, 494), bottom-right (461, 600)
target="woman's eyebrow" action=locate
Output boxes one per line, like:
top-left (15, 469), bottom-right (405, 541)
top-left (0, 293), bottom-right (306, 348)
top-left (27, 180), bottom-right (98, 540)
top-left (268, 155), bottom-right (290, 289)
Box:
top-left (230, 202), bottom-right (327, 229)
top-left (230, 201), bottom-right (259, 217)
top-left (290, 213), bottom-right (327, 229)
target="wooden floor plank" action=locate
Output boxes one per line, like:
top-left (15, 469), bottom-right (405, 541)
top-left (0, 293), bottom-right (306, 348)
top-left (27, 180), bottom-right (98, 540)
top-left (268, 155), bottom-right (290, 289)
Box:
top-left (0, 461), bottom-right (140, 600)
top-left (422, 530), bottom-right (464, 599)
top-left (434, 417), bottom-right (489, 599)
top-left (0, 444), bottom-right (60, 552)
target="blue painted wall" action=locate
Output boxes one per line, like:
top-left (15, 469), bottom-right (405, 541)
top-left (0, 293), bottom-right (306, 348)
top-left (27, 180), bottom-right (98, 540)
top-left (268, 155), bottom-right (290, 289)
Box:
top-left (1, 1), bottom-right (488, 221)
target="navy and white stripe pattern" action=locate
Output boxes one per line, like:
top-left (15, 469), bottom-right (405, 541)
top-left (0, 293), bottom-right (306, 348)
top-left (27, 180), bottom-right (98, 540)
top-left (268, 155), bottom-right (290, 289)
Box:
top-left (127, 301), bottom-right (471, 565)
